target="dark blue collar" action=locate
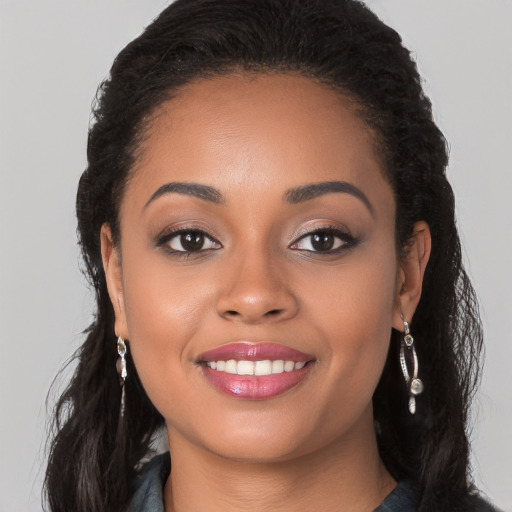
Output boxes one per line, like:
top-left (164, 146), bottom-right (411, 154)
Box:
top-left (129, 452), bottom-right (170, 512)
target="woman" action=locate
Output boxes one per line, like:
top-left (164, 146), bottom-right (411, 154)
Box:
top-left (44, 0), bottom-right (501, 511)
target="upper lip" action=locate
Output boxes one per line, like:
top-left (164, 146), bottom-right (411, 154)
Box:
top-left (199, 342), bottom-right (314, 363)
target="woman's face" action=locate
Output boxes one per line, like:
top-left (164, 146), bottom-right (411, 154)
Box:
top-left (104, 73), bottom-right (408, 462)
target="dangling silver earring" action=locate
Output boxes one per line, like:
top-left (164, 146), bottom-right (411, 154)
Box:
top-left (399, 317), bottom-right (424, 414)
top-left (116, 336), bottom-right (127, 416)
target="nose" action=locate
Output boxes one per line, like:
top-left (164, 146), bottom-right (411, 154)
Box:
top-left (216, 249), bottom-right (298, 324)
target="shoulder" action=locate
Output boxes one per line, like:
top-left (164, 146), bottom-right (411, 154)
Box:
top-left (128, 452), bottom-right (171, 512)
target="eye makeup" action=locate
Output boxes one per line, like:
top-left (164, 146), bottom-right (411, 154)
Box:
top-left (289, 225), bottom-right (359, 254)
top-left (153, 220), bottom-right (360, 262)
top-left (155, 225), bottom-right (222, 257)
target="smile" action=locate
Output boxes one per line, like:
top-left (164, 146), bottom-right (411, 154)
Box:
top-left (205, 359), bottom-right (307, 375)
top-left (199, 342), bottom-right (315, 400)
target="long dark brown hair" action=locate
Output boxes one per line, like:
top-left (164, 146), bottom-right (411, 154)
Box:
top-left (45, 1), bottom-right (483, 511)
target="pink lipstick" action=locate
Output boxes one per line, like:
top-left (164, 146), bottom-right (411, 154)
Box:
top-left (199, 342), bottom-right (315, 400)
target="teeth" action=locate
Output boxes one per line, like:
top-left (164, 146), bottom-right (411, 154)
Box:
top-left (238, 360), bottom-right (255, 375)
top-left (225, 359), bottom-right (237, 374)
top-left (254, 360), bottom-right (272, 375)
top-left (284, 361), bottom-right (295, 372)
top-left (271, 360), bottom-right (284, 373)
top-left (205, 359), bottom-right (307, 375)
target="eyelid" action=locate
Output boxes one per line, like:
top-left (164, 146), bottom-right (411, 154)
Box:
top-left (290, 222), bottom-right (353, 243)
top-left (155, 225), bottom-right (222, 252)
top-left (289, 224), bottom-right (357, 252)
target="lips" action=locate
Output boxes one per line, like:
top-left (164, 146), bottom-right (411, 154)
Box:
top-left (199, 342), bottom-right (315, 400)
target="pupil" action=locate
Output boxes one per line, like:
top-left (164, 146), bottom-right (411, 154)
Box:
top-left (181, 232), bottom-right (204, 251)
top-left (312, 233), bottom-right (334, 251)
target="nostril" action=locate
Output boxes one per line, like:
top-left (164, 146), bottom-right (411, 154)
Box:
top-left (222, 308), bottom-right (284, 320)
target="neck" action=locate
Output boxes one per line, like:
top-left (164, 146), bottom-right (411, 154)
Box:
top-left (163, 408), bottom-right (396, 512)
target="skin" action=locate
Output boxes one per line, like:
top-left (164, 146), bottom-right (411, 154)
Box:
top-left (102, 73), bottom-right (431, 512)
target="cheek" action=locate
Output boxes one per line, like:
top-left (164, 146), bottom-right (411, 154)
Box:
top-left (304, 241), bottom-right (398, 394)
top-left (119, 251), bottom-right (217, 406)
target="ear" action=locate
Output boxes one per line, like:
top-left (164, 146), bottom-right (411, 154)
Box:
top-left (100, 223), bottom-right (129, 339)
top-left (392, 221), bottom-right (431, 330)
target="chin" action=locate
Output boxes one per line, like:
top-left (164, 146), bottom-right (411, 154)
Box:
top-left (171, 407), bottom-right (351, 465)
top-left (204, 436), bottom-right (314, 464)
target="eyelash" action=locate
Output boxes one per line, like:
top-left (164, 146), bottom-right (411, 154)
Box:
top-left (155, 225), bottom-right (357, 256)
top-left (156, 227), bottom-right (222, 256)
top-left (289, 226), bottom-right (357, 254)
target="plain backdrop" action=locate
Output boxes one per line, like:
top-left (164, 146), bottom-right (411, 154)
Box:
top-left (0, 1), bottom-right (511, 511)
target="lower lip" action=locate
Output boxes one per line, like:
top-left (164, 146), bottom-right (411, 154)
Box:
top-left (201, 364), bottom-right (313, 400)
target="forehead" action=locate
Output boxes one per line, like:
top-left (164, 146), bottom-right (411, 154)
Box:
top-left (126, 73), bottom-right (391, 210)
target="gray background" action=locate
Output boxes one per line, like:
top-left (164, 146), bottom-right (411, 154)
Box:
top-left (0, 1), bottom-right (510, 510)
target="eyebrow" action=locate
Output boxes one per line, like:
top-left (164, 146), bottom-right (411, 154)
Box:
top-left (144, 179), bottom-right (374, 215)
top-left (284, 180), bottom-right (374, 216)
top-left (144, 182), bottom-right (225, 209)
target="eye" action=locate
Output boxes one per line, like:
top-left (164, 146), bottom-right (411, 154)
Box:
top-left (159, 229), bottom-right (221, 253)
top-left (290, 228), bottom-right (356, 253)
